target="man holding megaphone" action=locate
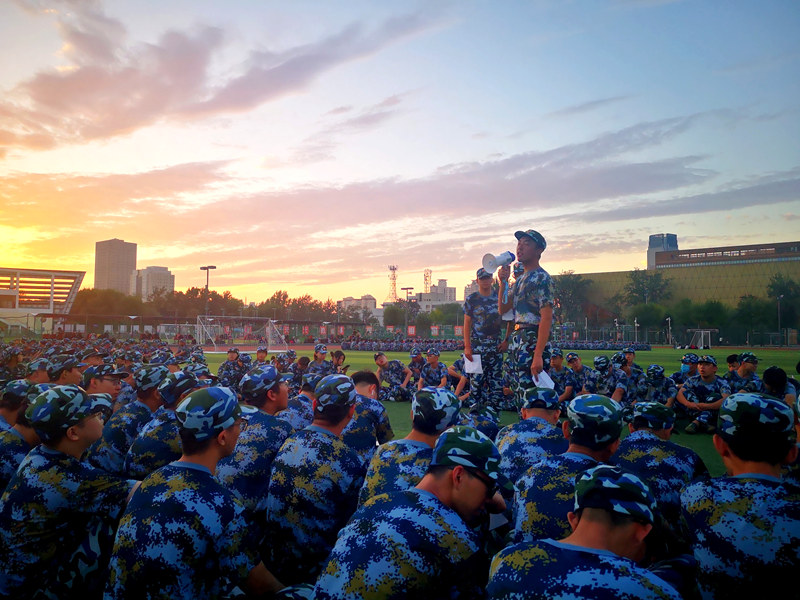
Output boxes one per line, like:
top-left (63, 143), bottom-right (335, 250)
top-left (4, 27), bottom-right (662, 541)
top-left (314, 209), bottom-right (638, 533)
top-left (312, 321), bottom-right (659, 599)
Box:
top-left (497, 229), bottom-right (554, 391)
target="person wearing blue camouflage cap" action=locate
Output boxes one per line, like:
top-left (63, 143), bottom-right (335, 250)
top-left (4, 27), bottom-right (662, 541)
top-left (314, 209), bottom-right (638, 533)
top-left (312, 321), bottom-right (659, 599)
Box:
top-left (255, 345), bottom-right (270, 366)
top-left (82, 364), bottom-right (129, 403)
top-left (459, 400), bottom-right (502, 441)
top-left (670, 352), bottom-right (699, 386)
top-left (86, 364), bottom-right (170, 475)
top-left (489, 465), bottom-right (682, 600)
top-left (640, 364), bottom-right (678, 407)
top-left (285, 355), bottom-right (310, 397)
top-left (216, 366), bottom-right (295, 523)
top-left (276, 371), bottom-right (318, 430)
top-left (407, 346), bottom-right (426, 387)
top-left (123, 371), bottom-right (203, 479)
top-left (265, 374), bottom-right (365, 585)
top-left (496, 385), bottom-right (569, 484)
top-left (216, 346), bottom-right (249, 389)
top-left (25, 357), bottom-right (51, 384)
top-left (681, 392), bottom-right (800, 600)
top-left (0, 379), bottom-right (30, 432)
top-left (418, 347), bottom-right (449, 389)
top-left (722, 351), bottom-right (765, 394)
top-left (0, 385), bottom-right (138, 599)
top-left (677, 354), bottom-right (730, 434)
top-left (463, 267), bottom-right (508, 410)
top-left (565, 352), bottom-right (594, 400)
top-left (373, 351), bottom-right (413, 403)
top-left (358, 386), bottom-right (461, 506)
top-left (106, 386), bottom-right (284, 598)
top-left (316, 425), bottom-right (509, 600)
top-left (340, 370), bottom-right (394, 466)
top-left (580, 355), bottom-right (627, 403)
top-left (498, 229), bottom-right (554, 397)
top-left (613, 351), bottom-right (647, 407)
top-left (613, 402), bottom-right (708, 542)
top-left (47, 353), bottom-right (86, 385)
top-left (307, 343), bottom-right (335, 377)
top-left (548, 348), bottom-right (577, 407)
top-left (514, 394), bottom-right (624, 543)
top-left (0, 385), bottom-right (42, 491)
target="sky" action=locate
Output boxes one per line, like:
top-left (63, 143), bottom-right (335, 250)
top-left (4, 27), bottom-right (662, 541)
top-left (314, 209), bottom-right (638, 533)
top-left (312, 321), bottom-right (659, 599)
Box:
top-left (1, 0), bottom-right (799, 305)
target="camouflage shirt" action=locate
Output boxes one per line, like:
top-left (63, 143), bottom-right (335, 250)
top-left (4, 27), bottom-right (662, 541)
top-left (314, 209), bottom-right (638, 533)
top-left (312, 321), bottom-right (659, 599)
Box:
top-left (407, 359), bottom-right (426, 387)
top-left (276, 394), bottom-right (314, 431)
top-left (496, 417), bottom-right (569, 484)
top-left (86, 400), bottom-right (154, 475)
top-left (722, 370), bottom-right (765, 394)
top-left (307, 359), bottom-right (335, 377)
top-left (115, 380), bottom-right (137, 407)
top-left (681, 474), bottom-right (800, 599)
top-left (641, 377), bottom-right (678, 405)
top-left (681, 375), bottom-right (731, 404)
top-left (464, 290), bottom-right (502, 339)
top-left (105, 461), bottom-right (260, 599)
top-left (357, 439), bottom-right (432, 506)
top-left (420, 362), bottom-right (449, 388)
top-left (513, 452), bottom-right (600, 543)
top-left (488, 539), bottom-right (682, 600)
top-left (379, 359), bottom-right (409, 388)
top-left (582, 368), bottom-right (628, 399)
top-left (570, 366), bottom-right (595, 396)
top-left (341, 394), bottom-right (395, 466)
top-left (123, 407), bottom-right (181, 479)
top-left (314, 489), bottom-right (485, 600)
top-left (0, 428), bottom-right (31, 493)
top-left (216, 409), bottom-right (294, 515)
top-left (512, 267), bottom-right (554, 326)
top-left (548, 366), bottom-right (577, 400)
top-left (217, 359), bottom-right (248, 389)
top-left (265, 425), bottom-right (365, 585)
top-left (0, 445), bottom-right (135, 598)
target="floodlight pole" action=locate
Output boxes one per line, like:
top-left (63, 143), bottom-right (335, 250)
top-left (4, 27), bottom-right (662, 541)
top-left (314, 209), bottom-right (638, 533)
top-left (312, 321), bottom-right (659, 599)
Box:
top-left (777, 295), bottom-right (784, 346)
top-left (200, 265), bottom-right (217, 316)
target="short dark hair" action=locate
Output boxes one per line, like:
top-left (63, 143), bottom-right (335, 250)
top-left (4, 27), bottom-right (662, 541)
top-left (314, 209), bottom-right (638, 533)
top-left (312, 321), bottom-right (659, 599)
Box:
top-left (569, 429), bottom-right (618, 451)
top-left (412, 414), bottom-right (441, 436)
top-left (762, 366), bottom-right (787, 393)
top-left (179, 428), bottom-right (213, 455)
top-left (574, 506), bottom-right (644, 528)
top-left (332, 350), bottom-right (346, 360)
top-left (313, 403), bottom-right (351, 425)
top-left (725, 429), bottom-right (794, 465)
top-left (352, 370), bottom-right (379, 387)
top-left (726, 354), bottom-right (740, 365)
top-left (298, 356), bottom-right (310, 367)
top-left (631, 416), bottom-right (662, 432)
top-left (15, 404), bottom-right (32, 427)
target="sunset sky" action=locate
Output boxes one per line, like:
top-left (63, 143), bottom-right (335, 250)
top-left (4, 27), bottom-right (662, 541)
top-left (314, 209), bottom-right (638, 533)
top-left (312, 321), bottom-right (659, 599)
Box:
top-left (1, 0), bottom-right (799, 305)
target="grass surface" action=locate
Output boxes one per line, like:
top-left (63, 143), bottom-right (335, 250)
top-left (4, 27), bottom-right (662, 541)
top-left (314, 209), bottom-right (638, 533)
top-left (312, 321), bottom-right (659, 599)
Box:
top-left (206, 346), bottom-right (800, 477)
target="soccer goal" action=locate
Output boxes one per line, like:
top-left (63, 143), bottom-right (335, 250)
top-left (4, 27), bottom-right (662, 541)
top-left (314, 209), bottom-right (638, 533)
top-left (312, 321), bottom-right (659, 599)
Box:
top-left (195, 315), bottom-right (288, 352)
top-left (686, 329), bottom-right (717, 350)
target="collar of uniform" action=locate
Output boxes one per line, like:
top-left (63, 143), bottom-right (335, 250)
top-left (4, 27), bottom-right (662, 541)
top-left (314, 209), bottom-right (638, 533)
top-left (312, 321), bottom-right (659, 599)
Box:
top-left (306, 424), bottom-right (339, 439)
top-left (732, 472), bottom-right (782, 483)
top-left (169, 460), bottom-right (213, 475)
top-left (541, 538), bottom-right (624, 560)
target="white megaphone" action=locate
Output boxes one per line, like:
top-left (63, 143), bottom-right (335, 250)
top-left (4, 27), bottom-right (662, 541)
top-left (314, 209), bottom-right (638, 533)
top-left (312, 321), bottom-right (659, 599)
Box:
top-left (482, 251), bottom-right (516, 273)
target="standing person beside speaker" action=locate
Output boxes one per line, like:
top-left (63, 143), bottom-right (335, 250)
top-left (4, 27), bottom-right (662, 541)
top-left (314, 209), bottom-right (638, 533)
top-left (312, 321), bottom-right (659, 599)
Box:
top-left (498, 230), bottom-right (554, 390)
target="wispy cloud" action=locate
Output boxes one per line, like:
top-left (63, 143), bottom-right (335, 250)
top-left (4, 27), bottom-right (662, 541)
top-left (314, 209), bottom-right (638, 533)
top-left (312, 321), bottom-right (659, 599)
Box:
top-left (546, 95), bottom-right (631, 118)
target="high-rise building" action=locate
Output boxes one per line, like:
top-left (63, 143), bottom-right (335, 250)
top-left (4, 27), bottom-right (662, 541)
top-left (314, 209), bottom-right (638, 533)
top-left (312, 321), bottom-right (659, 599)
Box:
top-left (95, 239), bottom-right (137, 294)
top-left (130, 266), bottom-right (175, 300)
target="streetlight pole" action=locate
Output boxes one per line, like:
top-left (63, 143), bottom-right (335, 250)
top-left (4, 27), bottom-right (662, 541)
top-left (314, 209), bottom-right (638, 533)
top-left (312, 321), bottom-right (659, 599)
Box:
top-left (777, 295), bottom-right (784, 346)
top-left (634, 317), bottom-right (638, 344)
top-left (401, 287), bottom-right (414, 337)
top-left (200, 265), bottom-right (216, 316)
top-left (666, 317), bottom-right (672, 346)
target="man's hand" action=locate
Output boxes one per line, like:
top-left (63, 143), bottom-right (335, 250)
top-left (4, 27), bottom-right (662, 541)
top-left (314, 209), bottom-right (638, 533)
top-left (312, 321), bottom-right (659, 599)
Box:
top-left (497, 340), bottom-right (509, 353)
top-left (531, 355), bottom-right (544, 377)
top-left (464, 347), bottom-right (473, 362)
top-left (497, 265), bottom-right (511, 281)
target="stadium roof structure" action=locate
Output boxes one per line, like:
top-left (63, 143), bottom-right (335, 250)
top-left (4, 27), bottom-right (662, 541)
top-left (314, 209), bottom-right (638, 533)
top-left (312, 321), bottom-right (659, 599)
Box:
top-left (0, 267), bottom-right (85, 314)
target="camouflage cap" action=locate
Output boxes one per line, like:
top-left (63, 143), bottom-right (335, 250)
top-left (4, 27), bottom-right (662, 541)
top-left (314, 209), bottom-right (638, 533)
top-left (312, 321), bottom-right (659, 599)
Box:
top-left (738, 351), bottom-right (758, 364)
top-left (698, 355), bottom-right (717, 366)
top-left (240, 354), bottom-right (252, 365)
top-left (256, 345), bottom-right (269, 353)
top-left (302, 373), bottom-right (324, 389)
top-left (190, 351), bottom-right (207, 365)
top-left (646, 364), bottom-right (665, 379)
top-left (26, 383), bottom-right (55, 403)
top-left (593, 355), bottom-right (610, 371)
top-left (680, 353), bottom-right (699, 365)
top-left (426, 347), bottom-right (440, 356)
top-left (175, 386), bottom-right (242, 441)
top-left (239, 365), bottom-right (291, 402)
top-left (518, 384), bottom-right (560, 410)
top-left (135, 364), bottom-right (170, 392)
top-left (26, 384), bottom-right (101, 442)
top-left (163, 356), bottom-right (186, 366)
top-left (184, 363), bottom-right (215, 379)
top-left (82, 364), bottom-right (130, 388)
top-left (717, 392), bottom-right (795, 443)
top-left (26, 358), bottom-right (51, 374)
top-left (79, 348), bottom-right (105, 361)
top-left (550, 347), bottom-right (563, 358)
top-left (514, 229), bottom-right (547, 250)
top-left (88, 393), bottom-right (114, 419)
top-left (611, 352), bottom-right (626, 367)
top-left (227, 347), bottom-right (240, 354)
top-left (412, 387), bottom-right (461, 433)
top-left (314, 344), bottom-right (328, 354)
top-left (566, 394), bottom-right (623, 449)
top-left (565, 352), bottom-right (580, 363)
top-left (623, 346), bottom-right (636, 355)
top-left (286, 349), bottom-right (297, 359)
top-left (47, 354), bottom-right (86, 379)
top-left (431, 425), bottom-right (512, 492)
top-left (409, 347), bottom-right (421, 358)
top-left (158, 371), bottom-right (200, 406)
top-left (1, 380), bottom-right (31, 407)
top-left (314, 374), bottom-right (357, 411)
top-left (476, 268), bottom-right (493, 279)
top-left (574, 465), bottom-right (656, 525)
top-left (632, 402), bottom-right (675, 430)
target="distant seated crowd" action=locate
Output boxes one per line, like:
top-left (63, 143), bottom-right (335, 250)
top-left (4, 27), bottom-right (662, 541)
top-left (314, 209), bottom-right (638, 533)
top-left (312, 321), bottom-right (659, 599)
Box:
top-left (0, 337), bottom-right (798, 599)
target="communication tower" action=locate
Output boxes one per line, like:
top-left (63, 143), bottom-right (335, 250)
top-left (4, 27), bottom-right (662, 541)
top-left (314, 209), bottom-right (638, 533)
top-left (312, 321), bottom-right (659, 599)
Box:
top-left (423, 269), bottom-right (432, 293)
top-left (386, 265), bottom-right (398, 302)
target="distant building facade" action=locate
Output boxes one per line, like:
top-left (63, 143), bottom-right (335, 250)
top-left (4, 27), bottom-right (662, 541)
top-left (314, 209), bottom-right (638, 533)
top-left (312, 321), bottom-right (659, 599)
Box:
top-left (95, 239), bottom-right (137, 294)
top-left (413, 279), bottom-right (457, 312)
top-left (130, 266), bottom-right (175, 301)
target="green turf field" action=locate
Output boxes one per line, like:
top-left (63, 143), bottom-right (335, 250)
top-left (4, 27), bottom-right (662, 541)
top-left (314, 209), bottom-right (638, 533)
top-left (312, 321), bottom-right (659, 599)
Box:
top-left (205, 346), bottom-right (800, 477)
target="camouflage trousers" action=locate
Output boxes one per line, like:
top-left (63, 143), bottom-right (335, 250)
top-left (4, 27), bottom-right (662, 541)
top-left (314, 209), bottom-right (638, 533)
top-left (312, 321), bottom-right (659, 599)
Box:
top-left (379, 385), bottom-right (412, 403)
top-left (469, 339), bottom-right (504, 408)
top-left (509, 328), bottom-right (551, 394)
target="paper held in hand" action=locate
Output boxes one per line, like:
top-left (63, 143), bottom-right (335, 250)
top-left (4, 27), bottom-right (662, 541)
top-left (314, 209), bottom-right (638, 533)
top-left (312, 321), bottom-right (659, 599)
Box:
top-left (463, 354), bottom-right (483, 375)
top-left (532, 370), bottom-right (555, 389)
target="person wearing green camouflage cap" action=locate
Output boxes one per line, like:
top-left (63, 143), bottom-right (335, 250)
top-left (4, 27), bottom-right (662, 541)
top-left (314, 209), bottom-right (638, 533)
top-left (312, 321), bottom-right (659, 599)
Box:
top-left (86, 364), bottom-right (170, 475)
top-left (265, 374), bottom-right (365, 585)
top-left (496, 385), bottom-right (568, 483)
top-left (25, 357), bottom-right (51, 384)
top-left (0, 379), bottom-right (30, 432)
top-left (358, 386), bottom-right (461, 506)
top-left (681, 392), bottom-right (799, 599)
top-left (513, 394), bottom-right (623, 543)
top-left (677, 354), bottom-right (731, 434)
top-left (47, 353), bottom-right (86, 385)
top-left (276, 371), bottom-right (319, 431)
top-left (722, 351), bottom-right (765, 395)
top-left (315, 425), bottom-right (507, 600)
top-left (498, 229), bottom-right (554, 398)
top-left (489, 465), bottom-right (682, 600)
top-left (82, 364), bottom-right (129, 403)
top-left (613, 402), bottom-right (708, 543)
top-left (0, 385), bottom-right (137, 598)
top-left (106, 386), bottom-right (284, 599)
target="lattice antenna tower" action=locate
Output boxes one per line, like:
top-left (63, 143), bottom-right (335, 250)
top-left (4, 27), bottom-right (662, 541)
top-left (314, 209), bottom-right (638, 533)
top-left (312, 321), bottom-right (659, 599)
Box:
top-left (386, 265), bottom-right (398, 302)
top-left (423, 269), bottom-right (432, 294)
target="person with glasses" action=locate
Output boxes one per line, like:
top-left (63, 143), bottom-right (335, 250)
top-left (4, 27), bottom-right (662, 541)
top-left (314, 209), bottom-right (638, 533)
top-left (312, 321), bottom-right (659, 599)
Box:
top-left (83, 364), bottom-right (130, 403)
top-left (723, 351), bottom-right (765, 394)
top-left (0, 385), bottom-right (138, 599)
top-left (315, 425), bottom-right (511, 600)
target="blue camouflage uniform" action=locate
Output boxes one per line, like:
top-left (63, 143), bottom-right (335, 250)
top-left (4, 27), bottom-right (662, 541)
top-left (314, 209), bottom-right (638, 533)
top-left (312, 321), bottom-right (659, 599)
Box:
top-left (407, 356), bottom-right (426, 387)
top-left (496, 418), bottom-right (568, 484)
top-left (0, 446), bottom-right (135, 598)
top-left (723, 370), bottom-right (765, 394)
top-left (641, 373), bottom-right (678, 405)
top-left (341, 394), bottom-right (394, 466)
top-left (115, 380), bottom-right (137, 408)
top-left (459, 404), bottom-right (501, 441)
top-left (123, 407), bottom-right (181, 479)
top-left (548, 365), bottom-right (576, 404)
top-left (0, 427), bottom-right (32, 493)
top-left (508, 264), bottom-right (554, 389)
top-left (680, 373), bottom-right (730, 427)
top-left (86, 400), bottom-right (154, 475)
top-left (306, 359), bottom-right (335, 377)
top-left (314, 489), bottom-right (485, 600)
top-left (217, 358), bottom-right (248, 389)
top-left (265, 425), bottom-right (366, 584)
top-left (377, 358), bottom-right (412, 403)
top-left (276, 393), bottom-right (314, 430)
top-left (582, 364), bottom-right (628, 400)
top-left (419, 361), bottom-right (449, 388)
top-left (568, 364), bottom-right (594, 397)
top-left (488, 538), bottom-right (682, 600)
top-left (357, 439), bottom-right (432, 506)
top-left (464, 286), bottom-right (504, 407)
top-left (105, 462), bottom-right (260, 599)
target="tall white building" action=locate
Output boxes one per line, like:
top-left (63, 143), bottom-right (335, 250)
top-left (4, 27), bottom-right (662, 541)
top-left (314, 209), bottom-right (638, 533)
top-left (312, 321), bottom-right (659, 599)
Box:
top-left (413, 279), bottom-right (458, 312)
top-left (130, 266), bottom-right (175, 300)
top-left (337, 295), bottom-right (377, 311)
top-left (94, 239), bottom-right (137, 294)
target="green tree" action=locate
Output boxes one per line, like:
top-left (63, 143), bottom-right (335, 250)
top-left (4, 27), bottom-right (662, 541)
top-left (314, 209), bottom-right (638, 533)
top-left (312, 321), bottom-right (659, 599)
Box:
top-left (415, 312), bottom-right (432, 336)
top-left (693, 300), bottom-right (731, 329)
top-left (383, 304), bottom-right (405, 328)
top-left (735, 295), bottom-right (773, 344)
top-left (429, 303), bottom-right (463, 326)
top-left (628, 303), bottom-right (666, 342)
top-left (553, 271), bottom-right (593, 323)
top-left (768, 273), bottom-right (800, 330)
top-left (623, 269), bottom-right (671, 306)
